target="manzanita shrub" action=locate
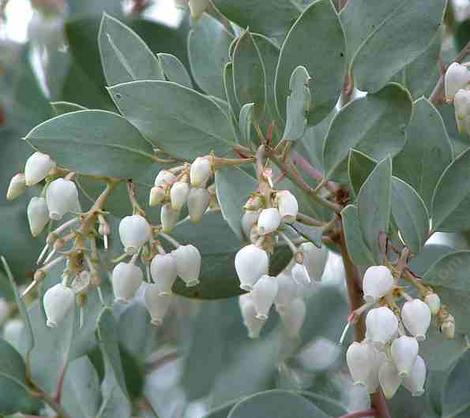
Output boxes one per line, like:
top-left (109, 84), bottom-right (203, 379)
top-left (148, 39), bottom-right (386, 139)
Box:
top-left (3, 0), bottom-right (470, 416)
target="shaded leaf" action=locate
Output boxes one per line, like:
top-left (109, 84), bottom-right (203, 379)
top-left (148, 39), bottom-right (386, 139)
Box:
top-left (51, 101), bottom-right (87, 116)
top-left (442, 351), bottom-right (470, 418)
top-left (157, 52), bottom-right (193, 88)
top-left (348, 149), bottom-right (376, 198)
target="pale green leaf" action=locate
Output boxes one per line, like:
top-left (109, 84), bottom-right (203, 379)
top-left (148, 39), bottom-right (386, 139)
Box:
top-left (442, 351), bottom-right (470, 418)
top-left (348, 149), bottom-right (377, 197)
top-left (157, 52), bottom-right (193, 88)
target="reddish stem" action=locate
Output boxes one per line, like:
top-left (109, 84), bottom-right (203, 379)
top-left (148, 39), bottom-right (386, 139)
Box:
top-left (338, 409), bottom-right (378, 418)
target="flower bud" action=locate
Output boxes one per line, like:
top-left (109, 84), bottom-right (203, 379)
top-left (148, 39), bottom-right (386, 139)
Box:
top-left (189, 0), bottom-right (209, 19)
top-left (149, 186), bottom-right (165, 207)
top-left (279, 298), bottom-right (306, 338)
top-left (24, 151), bottom-right (56, 186)
top-left (244, 195), bottom-right (263, 211)
top-left (445, 62), bottom-right (470, 99)
top-left (27, 197), bottom-right (49, 237)
top-left (276, 190), bottom-right (298, 223)
top-left (346, 341), bottom-right (379, 389)
top-left (187, 187), bottom-right (210, 223)
top-left (365, 307), bottom-right (398, 345)
top-left (391, 336), bottom-right (419, 377)
top-left (161, 203), bottom-right (179, 233)
top-left (300, 242), bottom-right (328, 281)
top-left (154, 170), bottom-right (175, 187)
top-left (43, 283), bottom-right (74, 328)
top-left (403, 355), bottom-right (426, 397)
top-left (401, 299), bottom-right (431, 341)
top-left (440, 314), bottom-right (455, 339)
top-left (144, 285), bottom-right (172, 326)
top-left (362, 265), bottom-right (394, 303)
top-left (251, 275), bottom-right (278, 320)
top-left (234, 244), bottom-right (269, 290)
top-left (241, 210), bottom-right (259, 238)
top-left (172, 244), bottom-right (201, 287)
top-left (453, 89), bottom-right (470, 134)
top-left (379, 360), bottom-right (402, 399)
top-left (291, 262), bottom-right (311, 285)
top-left (239, 294), bottom-right (265, 338)
top-left (257, 208), bottom-right (281, 235)
top-left (119, 215), bottom-right (151, 255)
top-left (46, 178), bottom-right (79, 220)
top-left (111, 262), bottom-right (143, 302)
top-left (6, 173), bottom-right (26, 200)
top-left (150, 253), bottom-right (177, 295)
top-left (190, 156), bottom-right (212, 187)
top-left (274, 271), bottom-right (298, 311)
top-left (424, 293), bottom-right (440, 315)
top-left (170, 181), bottom-right (190, 211)
top-left (71, 270), bottom-right (91, 294)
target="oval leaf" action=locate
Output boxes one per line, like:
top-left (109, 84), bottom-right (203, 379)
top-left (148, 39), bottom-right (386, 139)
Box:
top-left (357, 157), bottom-right (392, 262)
top-left (348, 149), bottom-right (377, 197)
top-left (341, 0), bottom-right (446, 92)
top-left (188, 14), bottom-right (234, 99)
top-left (108, 80), bottom-right (237, 160)
top-left (394, 97), bottom-right (452, 209)
top-left (391, 177), bottom-right (429, 254)
top-left (228, 390), bottom-right (329, 418)
top-left (432, 148), bottom-right (470, 232)
top-left (442, 351), bottom-right (470, 418)
top-left (98, 13), bottom-right (164, 86)
top-left (157, 52), bottom-right (193, 88)
top-left (25, 110), bottom-right (156, 180)
top-left (275, 0), bottom-right (345, 125)
top-left (323, 83), bottom-right (412, 181)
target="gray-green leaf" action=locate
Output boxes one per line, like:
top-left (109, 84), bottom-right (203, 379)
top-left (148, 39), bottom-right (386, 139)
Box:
top-left (98, 13), bottom-right (164, 86)
top-left (25, 110), bottom-right (156, 180)
top-left (442, 351), bottom-right (470, 418)
top-left (275, 0), bottom-right (345, 125)
top-left (341, 0), bottom-right (446, 92)
top-left (390, 177), bottom-right (429, 254)
top-left (348, 149), bottom-right (377, 198)
top-left (357, 157), bottom-right (392, 263)
top-left (157, 52), bottom-right (193, 88)
top-left (323, 83), bottom-right (412, 181)
top-left (109, 80), bottom-right (237, 160)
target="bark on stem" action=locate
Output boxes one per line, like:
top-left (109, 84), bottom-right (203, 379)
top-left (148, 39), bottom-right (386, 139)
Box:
top-left (338, 408), bottom-right (378, 418)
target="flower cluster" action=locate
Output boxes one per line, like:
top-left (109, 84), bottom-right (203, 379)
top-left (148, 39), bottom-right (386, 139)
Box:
top-left (235, 182), bottom-right (328, 338)
top-left (445, 62), bottom-right (470, 135)
top-left (346, 265), bottom-right (454, 399)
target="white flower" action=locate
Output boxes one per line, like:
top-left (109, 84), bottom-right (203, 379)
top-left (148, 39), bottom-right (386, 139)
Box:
top-left (291, 262), bottom-right (311, 285)
top-left (424, 293), bottom-right (441, 315)
top-left (150, 253), bottom-right (177, 295)
top-left (346, 341), bottom-right (380, 390)
top-left (279, 298), bottom-right (306, 338)
top-left (379, 360), bottom-right (402, 399)
top-left (403, 355), bottom-right (426, 397)
top-left (241, 210), bottom-right (260, 238)
top-left (24, 151), bottom-right (56, 186)
top-left (190, 156), bottom-right (212, 187)
top-left (43, 283), bottom-right (75, 328)
top-left (300, 242), bottom-right (328, 281)
top-left (239, 294), bottom-right (265, 338)
top-left (257, 208), bottom-right (281, 235)
top-left (149, 186), bottom-right (165, 207)
top-left (71, 270), bottom-right (91, 295)
top-left (6, 173), bottom-right (26, 200)
top-left (251, 275), bottom-right (278, 320)
top-left (27, 197), bottom-right (49, 237)
top-left (365, 307), bottom-right (398, 345)
top-left (170, 181), bottom-right (190, 211)
top-left (189, 0), bottom-right (209, 19)
top-left (276, 190), bottom-right (298, 223)
top-left (274, 270), bottom-right (298, 311)
top-left (453, 88), bottom-right (470, 134)
top-left (401, 299), bottom-right (431, 341)
top-left (161, 203), bottom-right (179, 233)
top-left (362, 265), bottom-right (394, 303)
top-left (144, 285), bottom-right (172, 326)
top-left (111, 262), bottom-right (143, 302)
top-left (172, 244), bottom-right (201, 287)
top-left (391, 336), bottom-right (419, 377)
top-left (234, 244), bottom-right (269, 291)
top-left (118, 214), bottom-right (151, 255)
top-left (154, 170), bottom-right (175, 187)
top-left (445, 62), bottom-right (470, 99)
top-left (187, 187), bottom-right (211, 223)
top-left (45, 178), bottom-right (79, 220)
